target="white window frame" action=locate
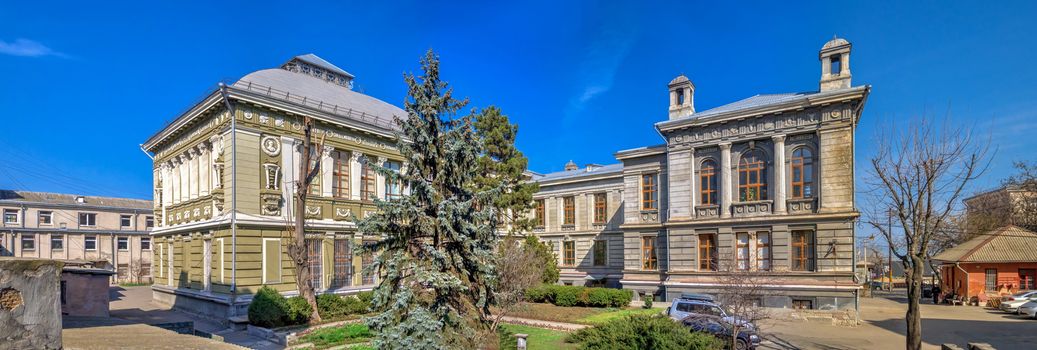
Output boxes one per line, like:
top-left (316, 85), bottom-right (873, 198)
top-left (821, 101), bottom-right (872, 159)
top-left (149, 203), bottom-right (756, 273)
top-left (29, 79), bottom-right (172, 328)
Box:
top-left (141, 237), bottom-right (151, 251)
top-left (120, 215), bottom-right (132, 228)
top-left (145, 216), bottom-right (154, 228)
top-left (85, 235), bottom-right (97, 251)
top-left (38, 211), bottom-right (53, 226)
top-left (3, 209), bottom-right (18, 224)
top-left (79, 213), bottom-right (97, 227)
top-left (21, 233), bottom-right (35, 251)
top-left (51, 234), bottom-right (64, 250)
top-left (117, 236), bottom-right (129, 251)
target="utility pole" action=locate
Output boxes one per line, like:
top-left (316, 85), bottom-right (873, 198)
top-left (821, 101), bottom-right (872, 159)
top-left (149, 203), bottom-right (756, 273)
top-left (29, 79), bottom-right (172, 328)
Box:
top-left (887, 209), bottom-right (893, 292)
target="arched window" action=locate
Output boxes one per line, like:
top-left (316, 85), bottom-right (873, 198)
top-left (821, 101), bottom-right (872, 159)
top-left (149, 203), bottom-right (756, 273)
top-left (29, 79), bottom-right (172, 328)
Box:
top-left (699, 160), bottom-right (718, 205)
top-left (738, 150), bottom-right (767, 201)
top-left (790, 148), bottom-right (814, 199)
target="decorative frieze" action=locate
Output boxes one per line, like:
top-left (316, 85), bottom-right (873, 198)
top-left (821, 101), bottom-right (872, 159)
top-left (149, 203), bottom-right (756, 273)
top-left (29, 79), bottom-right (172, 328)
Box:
top-left (787, 198), bottom-right (817, 214)
top-left (665, 106), bottom-right (852, 147)
top-left (731, 200), bottom-right (773, 217)
top-left (561, 224), bottom-right (576, 232)
top-left (640, 210), bottom-right (659, 222)
top-left (261, 193), bottom-right (282, 216)
top-left (695, 205), bottom-right (720, 218)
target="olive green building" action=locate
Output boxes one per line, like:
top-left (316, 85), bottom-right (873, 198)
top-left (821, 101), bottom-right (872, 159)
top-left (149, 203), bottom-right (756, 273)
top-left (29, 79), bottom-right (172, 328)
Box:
top-left (142, 54), bottom-right (405, 320)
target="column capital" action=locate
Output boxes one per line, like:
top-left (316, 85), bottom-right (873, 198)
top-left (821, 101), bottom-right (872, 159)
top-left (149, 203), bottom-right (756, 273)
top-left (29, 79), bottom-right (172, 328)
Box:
top-left (771, 134), bottom-right (786, 143)
top-left (350, 151), bottom-right (364, 162)
top-left (719, 142), bottom-right (732, 150)
top-left (321, 145), bottom-right (334, 157)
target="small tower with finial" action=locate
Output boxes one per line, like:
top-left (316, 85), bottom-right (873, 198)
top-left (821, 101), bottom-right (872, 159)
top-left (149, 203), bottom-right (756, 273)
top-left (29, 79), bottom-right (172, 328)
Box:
top-left (819, 36), bottom-right (852, 91)
top-left (564, 160), bottom-right (578, 171)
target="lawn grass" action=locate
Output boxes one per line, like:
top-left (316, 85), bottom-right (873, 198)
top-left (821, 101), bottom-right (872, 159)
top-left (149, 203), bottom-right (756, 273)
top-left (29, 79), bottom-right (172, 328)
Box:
top-left (504, 302), bottom-right (666, 326)
top-left (500, 324), bottom-right (577, 350)
top-left (576, 306), bottom-right (666, 325)
top-left (296, 323), bottom-right (372, 349)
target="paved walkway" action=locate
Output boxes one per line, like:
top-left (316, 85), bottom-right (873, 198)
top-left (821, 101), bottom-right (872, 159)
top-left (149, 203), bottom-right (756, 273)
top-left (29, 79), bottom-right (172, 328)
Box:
top-left (63, 285), bottom-right (279, 350)
top-left (761, 291), bottom-right (1037, 349)
top-left (498, 316), bottom-right (589, 331)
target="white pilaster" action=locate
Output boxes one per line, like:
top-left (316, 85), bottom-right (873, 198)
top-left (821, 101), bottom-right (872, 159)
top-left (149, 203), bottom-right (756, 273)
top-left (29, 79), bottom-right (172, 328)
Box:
top-left (321, 146), bottom-right (334, 197)
top-left (376, 156), bottom-right (387, 200)
top-left (189, 148), bottom-right (199, 200)
top-left (350, 152), bottom-right (363, 200)
top-left (720, 143), bottom-right (732, 218)
top-left (281, 136), bottom-right (298, 221)
top-left (199, 144), bottom-right (210, 196)
top-left (689, 147), bottom-right (696, 214)
top-left (772, 135), bottom-right (787, 214)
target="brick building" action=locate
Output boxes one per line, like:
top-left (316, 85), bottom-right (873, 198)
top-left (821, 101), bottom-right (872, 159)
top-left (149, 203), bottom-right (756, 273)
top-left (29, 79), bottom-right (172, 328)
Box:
top-left (932, 225), bottom-right (1037, 299)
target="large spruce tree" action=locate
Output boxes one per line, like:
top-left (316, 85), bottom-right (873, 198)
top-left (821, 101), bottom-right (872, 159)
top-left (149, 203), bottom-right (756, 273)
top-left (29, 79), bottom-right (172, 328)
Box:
top-left (473, 106), bottom-right (539, 234)
top-left (357, 50), bottom-right (501, 349)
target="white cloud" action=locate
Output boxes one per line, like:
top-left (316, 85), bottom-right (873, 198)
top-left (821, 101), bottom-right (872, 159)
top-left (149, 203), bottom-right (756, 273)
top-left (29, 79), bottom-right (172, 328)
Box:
top-left (0, 38), bottom-right (66, 58)
top-left (564, 18), bottom-right (639, 120)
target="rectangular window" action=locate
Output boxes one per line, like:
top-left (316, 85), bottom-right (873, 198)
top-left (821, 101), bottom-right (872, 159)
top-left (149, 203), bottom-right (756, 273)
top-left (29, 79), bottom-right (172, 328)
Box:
top-left (830, 54), bottom-right (842, 75)
top-left (141, 237), bottom-right (151, 251)
top-left (38, 211), bottom-right (53, 225)
top-left (641, 174), bottom-right (658, 210)
top-left (792, 299), bottom-right (813, 310)
top-left (117, 237), bottom-right (129, 251)
top-left (384, 161), bottom-right (402, 199)
top-left (51, 234), bottom-right (64, 250)
top-left (592, 239), bottom-right (607, 266)
top-left (85, 235), bottom-right (97, 251)
top-left (1020, 269), bottom-right (1036, 290)
top-left (362, 240), bottom-right (377, 285)
top-left (307, 239), bottom-right (323, 290)
top-left (360, 161), bottom-right (377, 201)
top-left (563, 241), bottom-right (575, 266)
top-left (736, 233), bottom-right (750, 270)
top-left (21, 234), bottom-right (35, 251)
top-left (641, 236), bottom-right (657, 270)
top-left (333, 151), bottom-right (351, 199)
top-left (699, 234), bottom-right (718, 271)
top-left (120, 215), bottom-right (132, 227)
top-left (756, 232), bottom-right (771, 271)
top-left (79, 213), bottom-right (97, 226)
top-left (563, 196), bottom-right (575, 226)
top-left (700, 161), bottom-right (718, 205)
top-left (791, 230), bottom-right (815, 271)
top-left (3, 209), bottom-right (18, 224)
top-left (332, 239), bottom-right (353, 289)
top-left (145, 216), bottom-right (154, 228)
top-left (534, 199), bottom-right (545, 228)
top-left (985, 269), bottom-right (997, 291)
top-left (790, 148), bottom-right (814, 199)
top-left (263, 238), bottom-right (282, 284)
top-left (593, 193), bottom-right (607, 224)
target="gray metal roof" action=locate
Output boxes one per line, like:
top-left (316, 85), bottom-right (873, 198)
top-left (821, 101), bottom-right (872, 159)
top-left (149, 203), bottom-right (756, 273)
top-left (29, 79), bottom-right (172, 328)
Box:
top-left (0, 190), bottom-right (152, 210)
top-left (234, 68), bottom-right (406, 127)
top-left (292, 54), bottom-right (355, 78)
top-left (679, 92), bottom-right (817, 121)
top-left (531, 163), bottom-right (623, 182)
top-left (932, 226), bottom-right (1037, 263)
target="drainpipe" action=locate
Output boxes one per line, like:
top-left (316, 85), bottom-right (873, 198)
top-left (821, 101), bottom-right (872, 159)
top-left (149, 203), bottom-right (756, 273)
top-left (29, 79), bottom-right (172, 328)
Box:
top-left (955, 262), bottom-right (969, 297)
top-left (218, 83), bottom-right (238, 294)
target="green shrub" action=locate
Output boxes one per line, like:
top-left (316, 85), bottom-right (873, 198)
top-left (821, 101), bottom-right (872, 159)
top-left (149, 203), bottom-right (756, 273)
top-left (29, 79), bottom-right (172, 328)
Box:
top-left (642, 293), bottom-right (653, 309)
top-left (554, 286), bottom-right (580, 307)
top-left (588, 288), bottom-right (612, 307)
top-left (568, 314), bottom-right (722, 350)
top-left (286, 296), bottom-right (313, 325)
top-left (316, 294), bottom-right (349, 319)
top-left (248, 286), bottom-right (289, 328)
top-left (525, 284), bottom-right (552, 303)
top-left (356, 291), bottom-right (374, 305)
top-left (608, 289), bottom-right (634, 308)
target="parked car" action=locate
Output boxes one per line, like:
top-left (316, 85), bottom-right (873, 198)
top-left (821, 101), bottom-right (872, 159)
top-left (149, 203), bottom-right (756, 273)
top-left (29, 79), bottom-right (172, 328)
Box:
top-left (1017, 300), bottom-right (1037, 319)
top-left (667, 296), bottom-right (753, 330)
top-left (999, 292), bottom-right (1037, 313)
top-left (681, 315), bottom-right (761, 350)
top-left (1000, 290), bottom-right (1037, 303)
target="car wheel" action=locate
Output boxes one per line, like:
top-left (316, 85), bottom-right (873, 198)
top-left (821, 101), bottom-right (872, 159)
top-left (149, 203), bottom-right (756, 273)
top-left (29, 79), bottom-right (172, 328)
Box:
top-left (735, 338), bottom-right (748, 350)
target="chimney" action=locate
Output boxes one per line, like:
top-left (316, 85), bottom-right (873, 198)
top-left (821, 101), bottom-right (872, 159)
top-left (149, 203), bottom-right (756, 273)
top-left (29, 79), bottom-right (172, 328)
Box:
top-left (564, 160), bottom-right (578, 171)
top-left (668, 75), bottom-right (695, 120)
top-left (819, 37), bottom-right (852, 91)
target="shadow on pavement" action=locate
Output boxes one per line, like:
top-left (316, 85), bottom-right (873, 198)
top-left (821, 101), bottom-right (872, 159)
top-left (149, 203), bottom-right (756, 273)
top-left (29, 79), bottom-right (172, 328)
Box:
top-left (108, 286), bottom-right (127, 301)
top-left (866, 317), bottom-right (1037, 349)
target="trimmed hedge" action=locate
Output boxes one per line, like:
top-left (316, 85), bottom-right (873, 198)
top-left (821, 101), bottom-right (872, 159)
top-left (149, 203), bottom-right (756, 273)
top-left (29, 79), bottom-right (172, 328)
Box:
top-left (568, 314), bottom-right (722, 350)
top-left (525, 284), bottom-right (632, 308)
top-left (248, 287), bottom-right (374, 328)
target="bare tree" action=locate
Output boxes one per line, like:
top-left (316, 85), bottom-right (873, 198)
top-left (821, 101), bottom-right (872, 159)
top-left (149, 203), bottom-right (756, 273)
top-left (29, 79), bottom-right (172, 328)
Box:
top-left (684, 250), bottom-right (773, 350)
top-left (286, 116), bottom-right (326, 323)
top-left (489, 236), bottom-right (544, 331)
top-left (865, 117), bottom-right (988, 350)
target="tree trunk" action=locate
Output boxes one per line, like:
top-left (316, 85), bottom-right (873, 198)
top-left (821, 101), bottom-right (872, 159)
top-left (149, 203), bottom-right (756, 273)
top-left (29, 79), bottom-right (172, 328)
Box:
top-left (289, 119), bottom-right (322, 323)
top-left (905, 256), bottom-right (924, 350)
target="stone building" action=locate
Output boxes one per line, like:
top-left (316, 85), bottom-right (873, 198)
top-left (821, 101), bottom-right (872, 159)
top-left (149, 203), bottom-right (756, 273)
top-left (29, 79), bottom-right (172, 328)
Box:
top-left (141, 54), bottom-right (405, 320)
top-left (0, 190), bottom-right (154, 283)
top-left (529, 38), bottom-right (869, 313)
top-left (963, 184), bottom-right (1037, 234)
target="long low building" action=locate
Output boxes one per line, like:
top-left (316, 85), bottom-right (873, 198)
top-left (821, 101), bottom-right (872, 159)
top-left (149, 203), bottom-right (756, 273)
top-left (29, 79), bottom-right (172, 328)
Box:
top-left (0, 190), bottom-right (154, 283)
top-left (528, 37), bottom-right (868, 317)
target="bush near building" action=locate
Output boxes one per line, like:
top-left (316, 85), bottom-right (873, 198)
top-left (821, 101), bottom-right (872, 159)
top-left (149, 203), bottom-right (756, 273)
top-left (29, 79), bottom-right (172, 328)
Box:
top-left (525, 284), bottom-right (633, 307)
top-left (248, 286), bottom-right (374, 328)
top-left (567, 314), bottom-right (722, 350)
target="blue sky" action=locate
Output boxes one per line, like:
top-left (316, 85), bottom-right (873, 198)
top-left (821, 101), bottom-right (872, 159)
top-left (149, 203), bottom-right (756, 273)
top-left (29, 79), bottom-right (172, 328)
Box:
top-left (1, 1), bottom-right (1034, 206)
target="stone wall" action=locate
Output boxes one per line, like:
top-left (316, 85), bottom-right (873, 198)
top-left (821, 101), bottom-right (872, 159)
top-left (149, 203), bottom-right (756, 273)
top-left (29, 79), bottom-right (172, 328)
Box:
top-left (0, 258), bottom-right (62, 350)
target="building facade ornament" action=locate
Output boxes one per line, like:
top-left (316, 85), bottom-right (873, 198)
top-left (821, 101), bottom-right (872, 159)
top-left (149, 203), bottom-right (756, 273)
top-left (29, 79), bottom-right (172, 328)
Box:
top-left (261, 135), bottom-right (282, 156)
